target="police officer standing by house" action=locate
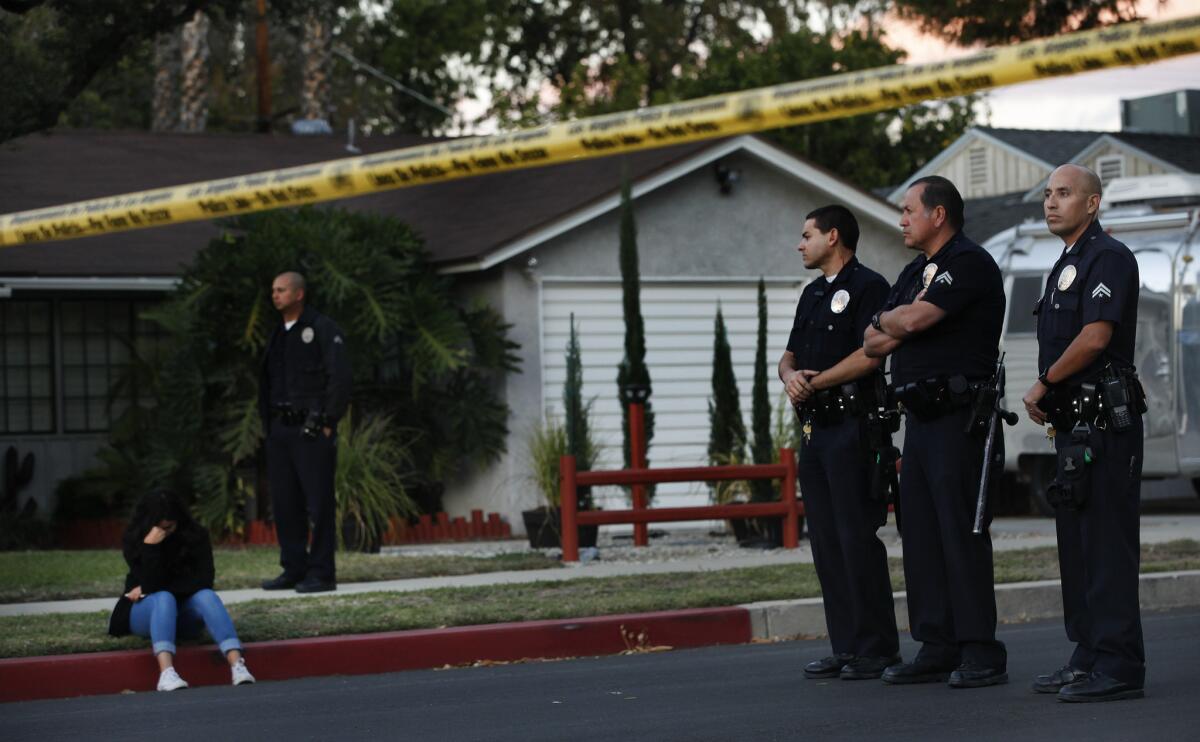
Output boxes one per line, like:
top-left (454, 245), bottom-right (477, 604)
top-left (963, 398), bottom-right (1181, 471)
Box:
top-left (779, 204), bottom-right (900, 681)
top-left (1022, 164), bottom-right (1147, 702)
top-left (864, 175), bottom-right (1008, 688)
top-left (259, 271), bottom-right (351, 594)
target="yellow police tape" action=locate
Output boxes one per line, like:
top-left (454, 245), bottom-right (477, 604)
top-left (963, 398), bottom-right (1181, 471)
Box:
top-left (3, 14), bottom-right (1199, 247)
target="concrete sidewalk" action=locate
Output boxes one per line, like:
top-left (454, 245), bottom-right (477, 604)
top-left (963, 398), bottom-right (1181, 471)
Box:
top-left (4, 514), bottom-right (1199, 618)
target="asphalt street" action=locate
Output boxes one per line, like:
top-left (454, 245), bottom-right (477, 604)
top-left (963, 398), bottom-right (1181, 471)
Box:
top-left (3, 609), bottom-right (1198, 742)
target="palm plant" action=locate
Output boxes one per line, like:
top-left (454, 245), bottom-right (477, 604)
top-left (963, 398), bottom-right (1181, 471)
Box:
top-left (334, 409), bottom-right (417, 550)
top-left (71, 207), bottom-right (517, 537)
top-left (528, 419), bottom-right (570, 509)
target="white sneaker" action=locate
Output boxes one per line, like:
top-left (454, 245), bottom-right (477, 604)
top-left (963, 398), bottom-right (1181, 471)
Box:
top-left (157, 667), bottom-right (189, 692)
top-left (231, 658), bottom-right (256, 686)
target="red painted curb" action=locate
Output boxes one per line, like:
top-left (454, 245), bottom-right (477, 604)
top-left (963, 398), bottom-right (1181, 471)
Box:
top-left (0, 606), bottom-right (751, 703)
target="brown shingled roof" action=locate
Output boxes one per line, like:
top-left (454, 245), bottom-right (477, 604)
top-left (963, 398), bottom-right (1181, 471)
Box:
top-left (0, 129), bottom-right (715, 277)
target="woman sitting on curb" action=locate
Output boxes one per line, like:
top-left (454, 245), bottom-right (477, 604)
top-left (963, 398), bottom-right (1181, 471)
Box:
top-left (108, 490), bottom-right (256, 691)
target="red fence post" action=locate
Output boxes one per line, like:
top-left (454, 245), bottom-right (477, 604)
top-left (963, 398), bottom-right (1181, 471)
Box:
top-left (629, 401), bottom-right (648, 547)
top-left (780, 447), bottom-right (798, 549)
top-left (560, 454), bottom-right (579, 563)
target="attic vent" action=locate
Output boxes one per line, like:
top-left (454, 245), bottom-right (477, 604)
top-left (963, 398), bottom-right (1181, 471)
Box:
top-left (1097, 155), bottom-right (1125, 186)
top-left (967, 146), bottom-right (989, 190)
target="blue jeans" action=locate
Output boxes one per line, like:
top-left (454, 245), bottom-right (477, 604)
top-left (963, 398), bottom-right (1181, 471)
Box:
top-left (129, 589), bottom-right (243, 656)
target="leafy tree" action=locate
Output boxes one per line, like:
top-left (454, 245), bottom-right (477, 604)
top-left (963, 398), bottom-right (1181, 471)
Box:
top-left (473, 0), bottom-right (802, 126)
top-left (677, 26), bottom-right (977, 190)
top-left (708, 305), bottom-right (747, 497)
top-left (72, 207), bottom-right (517, 534)
top-left (563, 313), bottom-right (598, 509)
top-left (0, 1), bottom-right (248, 141)
top-left (892, 0), bottom-right (1146, 47)
top-left (749, 278), bottom-right (774, 502)
top-left (616, 176), bottom-right (655, 499)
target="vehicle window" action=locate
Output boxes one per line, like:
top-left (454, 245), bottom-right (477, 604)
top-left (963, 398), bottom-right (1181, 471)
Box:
top-left (1006, 274), bottom-right (1044, 335)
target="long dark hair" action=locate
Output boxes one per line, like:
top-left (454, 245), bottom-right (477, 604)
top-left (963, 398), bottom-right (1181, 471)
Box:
top-left (122, 489), bottom-right (205, 552)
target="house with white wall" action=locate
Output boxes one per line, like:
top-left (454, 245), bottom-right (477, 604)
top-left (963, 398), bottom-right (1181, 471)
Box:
top-left (0, 129), bottom-right (905, 530)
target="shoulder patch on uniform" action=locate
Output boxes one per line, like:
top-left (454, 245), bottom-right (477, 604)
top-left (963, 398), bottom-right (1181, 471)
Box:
top-left (934, 271), bottom-right (953, 286)
top-left (1091, 282), bottom-right (1112, 300)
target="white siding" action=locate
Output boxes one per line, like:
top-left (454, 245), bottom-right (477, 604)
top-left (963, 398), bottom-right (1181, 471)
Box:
top-left (1085, 143), bottom-right (1170, 178)
top-left (541, 280), bottom-right (806, 509)
top-left (932, 139), bottom-right (1050, 199)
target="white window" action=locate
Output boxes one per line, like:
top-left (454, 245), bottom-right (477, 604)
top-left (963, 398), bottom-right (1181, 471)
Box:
top-left (1096, 155), bottom-right (1125, 186)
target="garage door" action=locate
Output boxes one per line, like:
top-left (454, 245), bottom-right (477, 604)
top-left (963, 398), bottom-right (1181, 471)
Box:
top-left (541, 279), bottom-right (807, 510)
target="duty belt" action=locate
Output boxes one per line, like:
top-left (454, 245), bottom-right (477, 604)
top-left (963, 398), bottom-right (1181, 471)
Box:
top-left (1040, 367), bottom-right (1146, 433)
top-left (891, 375), bottom-right (982, 422)
top-left (270, 404), bottom-right (309, 426)
top-left (798, 379), bottom-right (890, 429)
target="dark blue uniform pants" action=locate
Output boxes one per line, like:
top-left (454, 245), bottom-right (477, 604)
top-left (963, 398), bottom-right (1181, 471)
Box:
top-left (1054, 417), bottom-right (1145, 686)
top-left (799, 417), bottom-right (899, 658)
top-left (267, 422), bottom-right (338, 582)
top-left (899, 408), bottom-right (1006, 668)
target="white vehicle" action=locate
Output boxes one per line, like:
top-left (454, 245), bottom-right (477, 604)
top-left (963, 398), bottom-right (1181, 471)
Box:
top-left (983, 174), bottom-right (1200, 513)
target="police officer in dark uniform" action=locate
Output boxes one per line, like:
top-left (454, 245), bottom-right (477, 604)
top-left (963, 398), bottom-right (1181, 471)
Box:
top-left (864, 175), bottom-right (1008, 688)
top-left (779, 205), bottom-right (900, 680)
top-left (1022, 164), bottom-right (1146, 702)
top-left (259, 271), bottom-right (352, 594)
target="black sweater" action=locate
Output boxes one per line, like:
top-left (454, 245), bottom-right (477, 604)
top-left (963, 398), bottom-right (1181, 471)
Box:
top-left (107, 527), bottom-right (215, 637)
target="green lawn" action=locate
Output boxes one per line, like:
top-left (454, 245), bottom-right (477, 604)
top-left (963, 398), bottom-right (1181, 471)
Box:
top-left (0, 547), bottom-right (559, 604)
top-left (2, 540), bottom-right (1197, 659)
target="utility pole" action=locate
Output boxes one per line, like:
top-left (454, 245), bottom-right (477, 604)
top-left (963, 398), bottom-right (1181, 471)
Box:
top-left (255, 0), bottom-right (271, 132)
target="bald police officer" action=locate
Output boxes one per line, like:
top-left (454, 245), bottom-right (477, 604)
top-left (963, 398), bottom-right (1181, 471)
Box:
top-left (1022, 165), bottom-right (1147, 702)
top-left (779, 205), bottom-right (900, 681)
top-left (259, 271), bottom-right (351, 594)
top-left (865, 175), bottom-right (1008, 688)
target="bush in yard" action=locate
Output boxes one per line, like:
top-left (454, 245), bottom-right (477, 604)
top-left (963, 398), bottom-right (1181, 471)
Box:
top-left (749, 278), bottom-right (775, 502)
top-left (708, 305), bottom-right (747, 502)
top-left (68, 207), bottom-right (518, 539)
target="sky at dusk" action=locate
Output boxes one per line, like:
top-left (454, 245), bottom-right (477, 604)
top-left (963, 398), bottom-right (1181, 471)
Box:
top-left (888, 0), bottom-right (1200, 131)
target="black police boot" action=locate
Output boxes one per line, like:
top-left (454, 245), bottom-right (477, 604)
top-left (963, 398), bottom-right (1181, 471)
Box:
top-left (840, 654), bottom-right (902, 680)
top-left (804, 654), bottom-right (855, 679)
top-left (948, 661), bottom-right (1008, 688)
top-left (881, 657), bottom-right (957, 685)
top-left (261, 573), bottom-right (302, 590)
top-left (1057, 672), bottom-right (1143, 703)
top-left (1032, 665), bottom-right (1089, 694)
top-left (295, 576), bottom-right (337, 594)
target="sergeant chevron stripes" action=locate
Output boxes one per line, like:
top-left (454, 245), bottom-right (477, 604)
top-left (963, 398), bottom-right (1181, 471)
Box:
top-left (1092, 282), bottom-right (1112, 299)
top-left (934, 272), bottom-right (953, 286)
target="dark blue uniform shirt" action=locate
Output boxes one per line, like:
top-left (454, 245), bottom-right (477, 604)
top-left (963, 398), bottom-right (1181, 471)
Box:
top-left (1035, 219), bottom-right (1138, 383)
top-left (786, 256), bottom-right (890, 372)
top-left (883, 231), bottom-right (1005, 385)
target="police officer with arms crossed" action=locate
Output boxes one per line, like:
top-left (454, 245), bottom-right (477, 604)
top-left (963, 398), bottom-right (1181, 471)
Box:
top-left (864, 175), bottom-right (1008, 688)
top-left (259, 271), bottom-right (352, 594)
top-left (1022, 164), bottom-right (1147, 703)
top-left (779, 204), bottom-right (901, 680)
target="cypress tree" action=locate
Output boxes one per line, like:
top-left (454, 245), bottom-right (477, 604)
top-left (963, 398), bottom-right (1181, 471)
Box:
top-left (708, 305), bottom-right (746, 496)
top-left (616, 175), bottom-right (654, 498)
top-left (563, 313), bottom-right (594, 509)
top-left (750, 278), bottom-right (775, 502)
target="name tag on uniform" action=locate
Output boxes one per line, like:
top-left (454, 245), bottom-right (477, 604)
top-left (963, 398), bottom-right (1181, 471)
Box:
top-left (830, 289), bottom-right (850, 314)
top-left (1057, 265), bottom-right (1076, 291)
top-left (302, 327), bottom-right (315, 344)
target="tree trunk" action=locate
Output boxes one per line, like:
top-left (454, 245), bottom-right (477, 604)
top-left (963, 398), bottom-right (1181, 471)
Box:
top-left (179, 10), bottom-right (210, 133)
top-left (151, 32), bottom-right (179, 132)
top-left (300, 9), bottom-right (332, 121)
